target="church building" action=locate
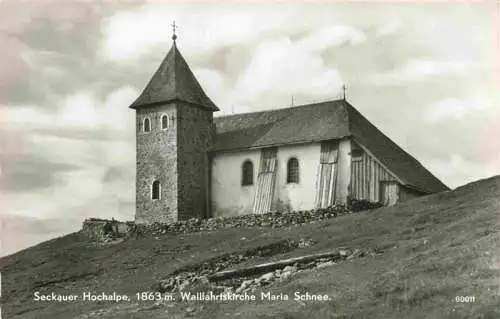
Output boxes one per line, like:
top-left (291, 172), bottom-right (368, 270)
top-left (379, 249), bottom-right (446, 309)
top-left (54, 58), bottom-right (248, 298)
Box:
top-left (129, 35), bottom-right (449, 224)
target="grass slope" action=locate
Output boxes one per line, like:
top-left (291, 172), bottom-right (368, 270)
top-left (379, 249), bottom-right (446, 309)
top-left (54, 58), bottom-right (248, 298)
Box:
top-left (1, 175), bottom-right (500, 319)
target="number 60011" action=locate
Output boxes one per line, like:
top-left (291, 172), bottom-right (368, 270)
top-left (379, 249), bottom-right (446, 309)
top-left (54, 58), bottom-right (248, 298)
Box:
top-left (455, 296), bottom-right (476, 303)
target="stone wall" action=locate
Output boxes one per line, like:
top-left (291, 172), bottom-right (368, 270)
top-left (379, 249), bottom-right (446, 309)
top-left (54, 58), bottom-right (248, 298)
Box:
top-left (132, 205), bottom-right (352, 237)
top-left (135, 104), bottom-right (178, 224)
top-left (176, 104), bottom-right (215, 220)
top-left (83, 200), bottom-right (382, 242)
top-left (81, 218), bottom-right (134, 242)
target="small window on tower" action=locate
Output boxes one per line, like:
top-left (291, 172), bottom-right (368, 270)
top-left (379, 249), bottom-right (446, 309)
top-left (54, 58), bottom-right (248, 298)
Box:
top-left (144, 118), bottom-right (151, 132)
top-left (161, 114), bottom-right (169, 129)
top-left (152, 180), bottom-right (161, 200)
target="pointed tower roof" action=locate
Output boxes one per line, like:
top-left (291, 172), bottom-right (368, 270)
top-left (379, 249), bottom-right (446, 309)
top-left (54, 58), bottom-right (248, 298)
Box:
top-left (129, 42), bottom-right (219, 111)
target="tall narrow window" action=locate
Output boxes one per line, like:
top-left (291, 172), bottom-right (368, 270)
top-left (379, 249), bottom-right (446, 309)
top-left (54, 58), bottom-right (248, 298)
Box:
top-left (241, 160), bottom-right (254, 186)
top-left (287, 157), bottom-right (299, 183)
top-left (161, 114), bottom-right (169, 129)
top-left (152, 180), bottom-right (161, 200)
top-left (144, 118), bottom-right (151, 132)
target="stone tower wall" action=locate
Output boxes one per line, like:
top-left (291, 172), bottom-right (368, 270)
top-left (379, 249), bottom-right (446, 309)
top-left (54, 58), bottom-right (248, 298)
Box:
top-left (176, 104), bottom-right (215, 220)
top-left (135, 104), bottom-right (178, 224)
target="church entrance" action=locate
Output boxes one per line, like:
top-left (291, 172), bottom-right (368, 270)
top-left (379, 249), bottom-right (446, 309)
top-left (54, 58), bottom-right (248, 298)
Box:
top-left (316, 141), bottom-right (338, 208)
top-left (253, 147), bottom-right (278, 214)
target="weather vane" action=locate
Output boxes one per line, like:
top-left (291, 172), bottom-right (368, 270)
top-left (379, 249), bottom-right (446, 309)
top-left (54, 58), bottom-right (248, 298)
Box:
top-left (171, 21), bottom-right (178, 41)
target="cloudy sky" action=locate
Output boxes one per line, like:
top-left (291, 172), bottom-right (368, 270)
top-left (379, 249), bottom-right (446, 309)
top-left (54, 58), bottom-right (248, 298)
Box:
top-left (1, 0), bottom-right (499, 256)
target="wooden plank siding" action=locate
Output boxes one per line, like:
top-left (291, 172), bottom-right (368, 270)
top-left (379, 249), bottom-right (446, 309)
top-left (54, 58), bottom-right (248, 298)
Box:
top-left (315, 142), bottom-right (338, 208)
top-left (350, 150), bottom-right (397, 202)
top-left (253, 147), bottom-right (278, 214)
top-left (380, 181), bottom-right (399, 205)
top-left (336, 139), bottom-right (351, 203)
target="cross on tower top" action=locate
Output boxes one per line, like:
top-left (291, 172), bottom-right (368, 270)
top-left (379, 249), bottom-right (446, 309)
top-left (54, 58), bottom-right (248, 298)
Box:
top-left (171, 21), bottom-right (178, 41)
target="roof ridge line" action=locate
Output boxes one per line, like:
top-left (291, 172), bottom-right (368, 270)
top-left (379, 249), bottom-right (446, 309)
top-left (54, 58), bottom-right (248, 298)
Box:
top-left (215, 99), bottom-right (345, 119)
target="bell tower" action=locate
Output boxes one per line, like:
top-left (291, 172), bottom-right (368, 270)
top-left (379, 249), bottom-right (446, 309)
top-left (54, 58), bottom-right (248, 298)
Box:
top-left (129, 27), bottom-right (219, 224)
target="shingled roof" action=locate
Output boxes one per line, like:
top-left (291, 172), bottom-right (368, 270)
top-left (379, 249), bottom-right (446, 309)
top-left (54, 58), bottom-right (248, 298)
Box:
top-left (213, 100), bottom-right (449, 194)
top-left (129, 42), bottom-right (219, 111)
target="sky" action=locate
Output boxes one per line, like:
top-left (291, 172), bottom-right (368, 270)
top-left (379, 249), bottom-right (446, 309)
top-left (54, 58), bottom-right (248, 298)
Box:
top-left (0, 0), bottom-right (499, 257)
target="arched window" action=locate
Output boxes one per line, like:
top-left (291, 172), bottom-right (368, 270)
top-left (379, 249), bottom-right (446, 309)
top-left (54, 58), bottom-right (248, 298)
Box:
top-left (152, 180), bottom-right (161, 200)
top-left (144, 118), bottom-right (151, 132)
top-left (287, 157), bottom-right (299, 184)
top-left (161, 114), bottom-right (169, 129)
top-left (241, 160), bottom-right (254, 186)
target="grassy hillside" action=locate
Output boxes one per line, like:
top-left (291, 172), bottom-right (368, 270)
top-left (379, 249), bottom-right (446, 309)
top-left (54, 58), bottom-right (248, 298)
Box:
top-left (1, 175), bottom-right (500, 319)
